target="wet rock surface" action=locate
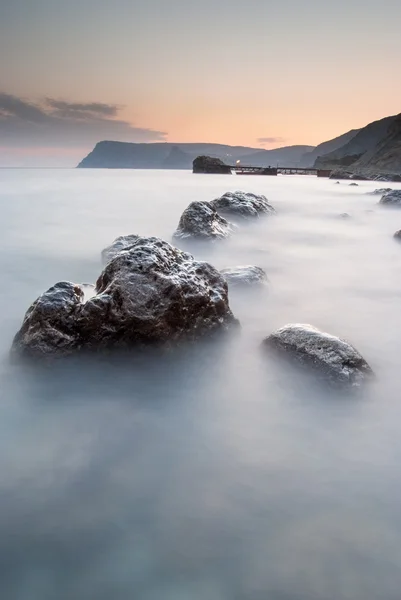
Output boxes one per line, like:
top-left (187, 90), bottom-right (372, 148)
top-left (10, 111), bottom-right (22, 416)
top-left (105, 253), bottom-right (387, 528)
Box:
top-left (173, 201), bottom-right (233, 240)
top-left (192, 155), bottom-right (232, 174)
top-left (379, 190), bottom-right (401, 206)
top-left (263, 323), bottom-right (373, 387)
top-left (101, 234), bottom-right (139, 265)
top-left (211, 191), bottom-right (276, 218)
top-left (220, 265), bottom-right (268, 286)
top-left (11, 237), bottom-right (238, 359)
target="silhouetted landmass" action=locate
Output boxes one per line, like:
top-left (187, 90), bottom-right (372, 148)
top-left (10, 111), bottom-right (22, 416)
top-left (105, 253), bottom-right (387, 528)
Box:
top-left (299, 129), bottom-right (360, 167)
top-left (77, 142), bottom-right (314, 169)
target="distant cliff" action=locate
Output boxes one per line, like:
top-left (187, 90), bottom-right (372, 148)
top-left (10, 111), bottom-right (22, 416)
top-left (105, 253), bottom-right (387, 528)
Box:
top-left (299, 129), bottom-right (360, 167)
top-left (350, 114), bottom-right (401, 174)
top-left (77, 141), bottom-right (315, 169)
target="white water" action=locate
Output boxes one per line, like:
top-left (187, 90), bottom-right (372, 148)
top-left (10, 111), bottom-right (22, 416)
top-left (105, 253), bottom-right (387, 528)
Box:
top-left (1, 169), bottom-right (401, 599)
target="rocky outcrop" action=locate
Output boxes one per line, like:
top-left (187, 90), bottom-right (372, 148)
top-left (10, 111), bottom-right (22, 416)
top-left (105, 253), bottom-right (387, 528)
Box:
top-left (192, 156), bottom-right (232, 174)
top-left (220, 266), bottom-right (268, 286)
top-left (101, 234), bottom-right (139, 265)
top-left (173, 201), bottom-right (233, 240)
top-left (379, 190), bottom-right (401, 206)
top-left (11, 237), bottom-right (238, 360)
top-left (263, 324), bottom-right (373, 387)
top-left (210, 191), bottom-right (276, 218)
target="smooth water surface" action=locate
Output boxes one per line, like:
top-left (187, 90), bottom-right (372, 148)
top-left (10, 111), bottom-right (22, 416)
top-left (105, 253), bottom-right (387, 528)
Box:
top-left (1, 169), bottom-right (401, 599)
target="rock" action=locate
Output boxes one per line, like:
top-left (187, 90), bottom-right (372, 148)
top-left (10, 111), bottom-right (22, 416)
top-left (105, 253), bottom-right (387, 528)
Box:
top-left (335, 181), bottom-right (340, 184)
top-left (263, 323), bottom-right (373, 387)
top-left (173, 201), bottom-right (233, 240)
top-left (220, 266), bottom-right (268, 287)
top-left (349, 183), bottom-right (359, 186)
top-left (393, 230), bottom-right (401, 240)
top-left (11, 237), bottom-right (238, 360)
top-left (339, 213), bottom-right (351, 219)
top-left (101, 234), bottom-right (139, 265)
top-left (379, 190), bottom-right (401, 206)
top-left (329, 170), bottom-right (351, 180)
top-left (368, 188), bottom-right (392, 195)
top-left (193, 155), bottom-right (232, 174)
top-left (210, 191), bottom-right (276, 218)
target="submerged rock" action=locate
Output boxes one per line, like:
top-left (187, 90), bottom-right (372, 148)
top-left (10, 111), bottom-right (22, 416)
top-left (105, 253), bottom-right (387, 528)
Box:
top-left (368, 188), bottom-right (392, 195)
top-left (379, 190), bottom-right (401, 206)
top-left (339, 213), bottom-right (351, 219)
top-left (101, 234), bottom-right (139, 265)
top-left (220, 265), bottom-right (268, 287)
top-left (173, 201), bottom-right (233, 240)
top-left (263, 323), bottom-right (373, 387)
top-left (211, 191), bottom-right (276, 218)
top-left (11, 237), bottom-right (238, 360)
top-left (349, 183), bottom-right (359, 187)
top-left (193, 155), bottom-right (232, 174)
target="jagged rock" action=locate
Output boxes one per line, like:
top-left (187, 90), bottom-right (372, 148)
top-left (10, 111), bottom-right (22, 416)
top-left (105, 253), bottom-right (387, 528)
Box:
top-left (379, 190), bottom-right (401, 206)
top-left (368, 188), bottom-right (392, 195)
top-left (193, 155), bottom-right (232, 174)
top-left (210, 191), bottom-right (276, 218)
top-left (220, 266), bottom-right (268, 287)
top-left (393, 230), bottom-right (401, 240)
top-left (101, 234), bottom-right (139, 265)
top-left (349, 183), bottom-right (359, 186)
top-left (263, 323), bottom-right (373, 387)
top-left (11, 237), bottom-right (238, 360)
top-left (173, 201), bottom-right (233, 240)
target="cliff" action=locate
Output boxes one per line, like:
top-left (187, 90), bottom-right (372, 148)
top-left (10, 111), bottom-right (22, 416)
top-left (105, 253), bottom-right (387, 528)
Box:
top-left (299, 129), bottom-right (360, 167)
top-left (351, 114), bottom-right (401, 174)
top-left (314, 115), bottom-right (398, 170)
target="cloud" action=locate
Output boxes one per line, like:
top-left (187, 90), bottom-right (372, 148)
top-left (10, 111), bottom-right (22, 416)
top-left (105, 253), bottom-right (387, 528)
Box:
top-left (258, 136), bottom-right (285, 145)
top-left (45, 98), bottom-right (119, 118)
top-left (0, 92), bottom-right (167, 150)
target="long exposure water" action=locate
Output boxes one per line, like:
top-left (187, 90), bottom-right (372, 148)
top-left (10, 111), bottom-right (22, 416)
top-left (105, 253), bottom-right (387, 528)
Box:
top-left (1, 169), bottom-right (401, 599)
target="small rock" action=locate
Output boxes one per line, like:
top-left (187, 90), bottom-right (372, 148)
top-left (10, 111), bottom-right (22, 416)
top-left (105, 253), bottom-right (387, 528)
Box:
top-left (335, 181), bottom-right (340, 184)
top-left (349, 183), bottom-right (359, 187)
top-left (174, 201), bottom-right (233, 240)
top-left (339, 213), bottom-right (351, 219)
top-left (101, 234), bottom-right (139, 265)
top-left (393, 230), bottom-right (401, 240)
top-left (220, 266), bottom-right (268, 287)
top-left (11, 237), bottom-right (238, 360)
top-left (379, 190), bottom-right (401, 206)
top-left (210, 191), bottom-right (276, 218)
top-left (263, 323), bottom-right (373, 387)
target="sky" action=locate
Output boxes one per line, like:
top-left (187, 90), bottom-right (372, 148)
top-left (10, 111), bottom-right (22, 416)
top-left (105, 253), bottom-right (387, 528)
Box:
top-left (1, 0), bottom-right (400, 166)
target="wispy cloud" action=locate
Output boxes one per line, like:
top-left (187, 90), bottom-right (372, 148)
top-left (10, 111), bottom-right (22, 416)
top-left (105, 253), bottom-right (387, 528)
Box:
top-left (257, 136), bottom-right (285, 145)
top-left (0, 92), bottom-right (167, 149)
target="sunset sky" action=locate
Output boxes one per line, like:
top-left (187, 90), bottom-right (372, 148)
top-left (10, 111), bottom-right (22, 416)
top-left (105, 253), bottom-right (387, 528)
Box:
top-left (1, 0), bottom-right (400, 166)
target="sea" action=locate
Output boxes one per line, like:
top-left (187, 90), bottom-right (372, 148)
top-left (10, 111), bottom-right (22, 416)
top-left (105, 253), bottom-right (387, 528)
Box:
top-left (1, 168), bottom-right (401, 600)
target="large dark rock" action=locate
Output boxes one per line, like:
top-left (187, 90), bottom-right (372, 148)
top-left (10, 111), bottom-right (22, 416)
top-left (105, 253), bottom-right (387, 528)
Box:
top-left (379, 190), bottom-right (401, 206)
top-left (263, 324), bottom-right (373, 387)
top-left (210, 191), bottom-right (276, 218)
top-left (173, 201), bottom-right (233, 240)
top-left (101, 234), bottom-right (139, 265)
top-left (193, 155), bottom-right (232, 174)
top-left (11, 237), bottom-right (238, 360)
top-left (220, 266), bottom-right (268, 287)
top-left (393, 230), bottom-right (401, 240)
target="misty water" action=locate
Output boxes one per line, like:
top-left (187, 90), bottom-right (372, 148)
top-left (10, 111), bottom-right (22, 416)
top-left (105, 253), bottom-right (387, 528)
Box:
top-left (1, 169), bottom-right (401, 600)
